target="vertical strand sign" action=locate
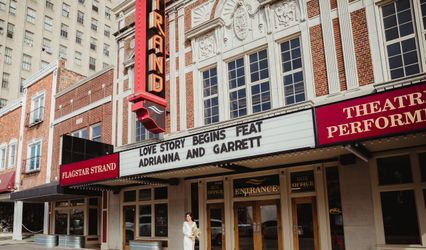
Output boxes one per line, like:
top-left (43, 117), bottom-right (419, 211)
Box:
top-left (129, 0), bottom-right (167, 133)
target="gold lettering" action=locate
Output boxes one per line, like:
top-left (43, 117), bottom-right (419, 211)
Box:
top-left (149, 11), bottom-right (165, 36)
top-left (149, 34), bottom-right (163, 53)
top-left (149, 53), bottom-right (163, 74)
top-left (148, 73), bottom-right (163, 92)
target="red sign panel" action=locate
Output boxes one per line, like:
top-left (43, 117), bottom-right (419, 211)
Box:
top-left (315, 83), bottom-right (426, 145)
top-left (60, 153), bottom-right (119, 186)
top-left (129, 0), bottom-right (167, 133)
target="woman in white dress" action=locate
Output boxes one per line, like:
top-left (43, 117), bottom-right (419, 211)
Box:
top-left (183, 212), bottom-right (197, 250)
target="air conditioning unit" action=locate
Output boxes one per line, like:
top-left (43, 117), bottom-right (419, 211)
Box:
top-left (42, 47), bottom-right (52, 54)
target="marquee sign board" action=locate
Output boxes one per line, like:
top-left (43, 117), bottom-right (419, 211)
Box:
top-left (129, 0), bottom-right (167, 133)
top-left (120, 109), bottom-right (315, 176)
top-left (315, 83), bottom-right (426, 145)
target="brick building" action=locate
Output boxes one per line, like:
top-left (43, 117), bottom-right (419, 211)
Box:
top-left (94, 0), bottom-right (425, 250)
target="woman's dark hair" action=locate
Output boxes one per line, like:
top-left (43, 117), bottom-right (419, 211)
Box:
top-left (185, 212), bottom-right (193, 221)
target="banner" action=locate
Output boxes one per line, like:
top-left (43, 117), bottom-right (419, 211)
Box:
top-left (129, 0), bottom-right (167, 133)
top-left (315, 83), bottom-right (426, 145)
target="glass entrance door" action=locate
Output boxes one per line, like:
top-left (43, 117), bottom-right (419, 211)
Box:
top-left (123, 205), bottom-right (136, 249)
top-left (234, 200), bottom-right (281, 250)
top-left (292, 197), bottom-right (319, 250)
top-left (207, 204), bottom-right (225, 250)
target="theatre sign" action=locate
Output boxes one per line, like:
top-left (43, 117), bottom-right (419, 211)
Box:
top-left (315, 83), bottom-right (426, 145)
top-left (120, 110), bottom-right (315, 176)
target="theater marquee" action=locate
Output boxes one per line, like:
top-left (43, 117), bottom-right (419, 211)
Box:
top-left (120, 110), bottom-right (315, 176)
top-left (315, 83), bottom-right (426, 145)
top-left (129, 0), bottom-right (167, 133)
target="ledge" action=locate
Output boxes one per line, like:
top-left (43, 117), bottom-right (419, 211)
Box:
top-left (186, 17), bottom-right (224, 40)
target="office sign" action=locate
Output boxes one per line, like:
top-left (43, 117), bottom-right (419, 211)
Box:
top-left (60, 153), bottom-right (119, 186)
top-left (129, 0), bottom-right (167, 133)
top-left (315, 83), bottom-right (426, 145)
top-left (120, 109), bottom-right (315, 176)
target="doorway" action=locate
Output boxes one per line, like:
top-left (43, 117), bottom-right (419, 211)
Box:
top-left (234, 200), bottom-right (281, 250)
top-left (292, 197), bottom-right (319, 250)
top-left (207, 204), bottom-right (225, 250)
top-left (123, 205), bottom-right (136, 250)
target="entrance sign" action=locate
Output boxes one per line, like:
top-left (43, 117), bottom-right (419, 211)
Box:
top-left (129, 0), bottom-right (167, 133)
top-left (120, 110), bottom-right (315, 176)
top-left (233, 175), bottom-right (280, 197)
top-left (60, 153), bottom-right (119, 186)
top-left (315, 83), bottom-right (426, 145)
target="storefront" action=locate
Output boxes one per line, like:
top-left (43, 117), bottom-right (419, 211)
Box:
top-left (0, 171), bottom-right (16, 234)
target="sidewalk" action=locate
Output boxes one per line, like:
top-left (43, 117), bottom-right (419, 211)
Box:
top-left (0, 236), bottom-right (99, 250)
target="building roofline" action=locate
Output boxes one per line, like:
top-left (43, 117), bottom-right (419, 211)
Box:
top-left (0, 98), bottom-right (22, 118)
top-left (55, 66), bottom-right (114, 98)
top-left (23, 60), bottom-right (59, 89)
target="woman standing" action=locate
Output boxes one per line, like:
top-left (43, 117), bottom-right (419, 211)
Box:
top-left (183, 212), bottom-right (197, 250)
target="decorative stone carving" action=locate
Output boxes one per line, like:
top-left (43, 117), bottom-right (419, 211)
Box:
top-left (233, 4), bottom-right (250, 40)
top-left (221, 0), bottom-right (261, 40)
top-left (192, 0), bottom-right (215, 28)
top-left (198, 33), bottom-right (216, 60)
top-left (272, 0), bottom-right (298, 28)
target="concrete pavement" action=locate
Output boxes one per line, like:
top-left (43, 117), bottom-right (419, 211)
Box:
top-left (0, 236), bottom-right (99, 250)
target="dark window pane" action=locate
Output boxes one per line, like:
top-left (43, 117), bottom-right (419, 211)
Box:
top-left (404, 64), bottom-right (420, 76)
top-left (382, 4), bottom-right (395, 17)
top-left (155, 204), bottom-right (168, 237)
top-left (377, 155), bottom-right (412, 185)
top-left (291, 171), bottom-right (315, 193)
top-left (124, 190), bottom-right (136, 202)
top-left (385, 27), bottom-right (399, 41)
top-left (139, 205), bottom-right (152, 237)
top-left (390, 68), bottom-right (404, 79)
top-left (154, 187), bottom-right (168, 200)
top-left (384, 15), bottom-right (397, 29)
top-left (89, 198), bottom-right (98, 206)
top-left (387, 43), bottom-right (401, 56)
top-left (419, 153), bottom-right (426, 182)
top-left (380, 190), bottom-right (421, 244)
top-left (389, 55), bottom-right (403, 68)
top-left (399, 22), bottom-right (414, 36)
top-left (89, 208), bottom-right (98, 235)
top-left (55, 211), bottom-right (68, 234)
top-left (70, 209), bottom-right (84, 235)
top-left (396, 0), bottom-right (410, 11)
top-left (326, 167), bottom-right (346, 250)
top-left (139, 189), bottom-right (151, 201)
top-left (423, 189), bottom-right (426, 208)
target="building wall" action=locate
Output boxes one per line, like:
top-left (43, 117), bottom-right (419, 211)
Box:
top-left (0, 101), bottom-right (21, 177)
top-left (0, 0), bottom-right (119, 105)
top-left (51, 68), bottom-right (114, 182)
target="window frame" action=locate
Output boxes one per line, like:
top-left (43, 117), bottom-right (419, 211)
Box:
top-left (74, 51), bottom-right (82, 66)
top-left (8, 139), bottom-right (17, 168)
top-left (26, 139), bottom-right (42, 173)
top-left (22, 54), bottom-right (32, 71)
top-left (4, 47), bottom-right (12, 64)
top-left (9, 0), bottom-right (16, 15)
top-left (71, 128), bottom-right (88, 139)
top-left (200, 66), bottom-right (220, 125)
top-left (2, 72), bottom-right (9, 89)
top-left (30, 92), bottom-right (45, 125)
top-left (24, 30), bottom-right (34, 47)
top-left (90, 123), bottom-right (101, 142)
top-left (6, 22), bottom-right (13, 39)
top-left (44, 16), bottom-right (53, 32)
top-left (0, 144), bottom-right (7, 170)
top-left (60, 23), bottom-right (69, 38)
top-left (371, 149), bottom-right (426, 246)
top-left (62, 2), bottom-right (70, 17)
top-left (26, 7), bottom-right (36, 24)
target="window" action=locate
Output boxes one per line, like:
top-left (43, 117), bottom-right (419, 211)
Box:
top-left (91, 18), bottom-right (98, 31)
top-left (26, 8), bottom-right (36, 24)
top-left (381, 0), bottom-right (420, 79)
top-left (105, 7), bottom-right (111, 20)
top-left (60, 23), bottom-right (68, 38)
top-left (9, 0), bottom-right (16, 15)
top-left (0, 0), bottom-right (5, 10)
top-left (123, 187), bottom-right (168, 237)
top-left (90, 37), bottom-right (97, 51)
top-left (92, 0), bottom-right (99, 12)
top-left (24, 30), bottom-right (34, 47)
top-left (228, 49), bottom-right (271, 119)
top-left (6, 23), bottom-right (13, 39)
top-left (45, 0), bottom-right (53, 9)
top-left (30, 93), bottom-right (44, 125)
top-left (27, 141), bottom-right (41, 172)
top-left (103, 44), bottom-right (110, 56)
top-left (281, 37), bottom-right (305, 105)
top-left (0, 19), bottom-right (4, 34)
top-left (41, 60), bottom-right (49, 69)
top-left (103, 63), bottom-right (109, 68)
top-left (44, 16), bottom-right (53, 31)
top-left (2, 72), bottom-right (9, 89)
top-left (4, 47), bottom-right (12, 64)
top-left (22, 54), bottom-right (32, 71)
top-left (0, 145), bottom-right (6, 170)
top-left (20, 78), bottom-right (24, 93)
top-left (376, 154), bottom-right (424, 244)
top-left (71, 128), bottom-right (88, 139)
top-left (0, 99), bottom-right (7, 108)
top-left (89, 57), bottom-right (96, 71)
top-left (74, 51), bottom-right (82, 65)
top-left (62, 3), bottom-right (70, 17)
top-left (202, 68), bottom-right (219, 124)
top-left (104, 25), bottom-right (111, 37)
top-left (135, 121), bottom-right (159, 142)
top-left (8, 142), bottom-right (16, 167)
top-left (76, 31), bottom-right (83, 44)
top-left (42, 38), bottom-right (52, 54)
top-left (77, 11), bottom-right (84, 24)
top-left (90, 124), bottom-right (101, 142)
top-left (59, 45), bottom-right (67, 59)
top-left (78, 0), bottom-right (85, 4)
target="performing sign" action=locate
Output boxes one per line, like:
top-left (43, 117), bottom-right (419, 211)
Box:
top-left (315, 83), bottom-right (426, 145)
top-left (129, 0), bottom-right (167, 133)
top-left (120, 109), bottom-right (315, 176)
top-left (60, 153), bottom-right (119, 186)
